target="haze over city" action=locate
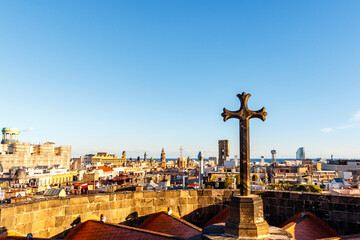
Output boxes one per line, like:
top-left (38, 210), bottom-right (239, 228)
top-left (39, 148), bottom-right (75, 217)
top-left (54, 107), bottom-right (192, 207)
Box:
top-left (1, 1), bottom-right (360, 158)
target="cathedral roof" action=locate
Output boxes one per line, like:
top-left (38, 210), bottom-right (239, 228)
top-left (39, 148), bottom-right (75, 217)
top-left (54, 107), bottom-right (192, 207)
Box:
top-left (139, 212), bottom-right (201, 239)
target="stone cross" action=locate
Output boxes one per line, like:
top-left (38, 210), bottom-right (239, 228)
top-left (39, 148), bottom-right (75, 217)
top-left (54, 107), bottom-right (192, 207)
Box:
top-left (221, 92), bottom-right (267, 196)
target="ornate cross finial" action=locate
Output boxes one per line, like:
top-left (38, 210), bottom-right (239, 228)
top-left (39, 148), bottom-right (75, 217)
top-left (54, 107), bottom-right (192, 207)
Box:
top-left (221, 92), bottom-right (267, 196)
top-left (222, 92), bottom-right (267, 122)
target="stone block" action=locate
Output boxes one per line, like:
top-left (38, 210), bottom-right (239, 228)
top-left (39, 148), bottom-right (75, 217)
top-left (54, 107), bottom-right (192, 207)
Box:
top-left (24, 222), bottom-right (32, 234)
top-left (32, 202), bottom-right (40, 211)
top-left (72, 204), bottom-right (88, 215)
top-left (125, 192), bottom-right (134, 199)
top-left (16, 212), bottom-right (33, 225)
top-left (1, 211), bottom-right (15, 227)
top-left (188, 197), bottom-right (197, 205)
top-left (334, 203), bottom-right (346, 211)
top-left (39, 201), bottom-right (48, 210)
top-left (347, 204), bottom-right (358, 212)
top-left (110, 201), bottom-right (120, 209)
top-left (109, 194), bottom-right (116, 201)
top-left (330, 195), bottom-right (340, 203)
top-left (100, 202), bottom-right (110, 211)
top-left (180, 190), bottom-right (190, 197)
top-left (1, 207), bottom-right (15, 219)
top-left (143, 191), bottom-right (157, 199)
top-left (38, 229), bottom-right (49, 238)
top-left (298, 193), bottom-right (310, 201)
top-left (35, 209), bottom-right (49, 220)
top-left (155, 197), bottom-right (166, 207)
top-left (32, 219), bottom-right (45, 233)
top-left (15, 224), bottom-right (25, 235)
top-left (45, 217), bottom-right (56, 229)
top-left (138, 206), bottom-right (154, 216)
top-left (119, 199), bottom-right (130, 209)
top-left (133, 192), bottom-right (144, 199)
top-left (49, 227), bottom-right (60, 238)
top-left (142, 198), bottom-right (154, 207)
top-left (49, 207), bottom-right (63, 217)
top-left (189, 190), bottom-right (198, 197)
top-left (65, 206), bottom-right (72, 215)
top-left (70, 196), bottom-right (89, 205)
top-left (179, 197), bottom-right (188, 205)
top-left (48, 199), bottom-right (62, 208)
top-left (164, 191), bottom-right (176, 198)
top-left (55, 216), bottom-right (65, 228)
top-left (60, 198), bottom-right (70, 206)
top-left (198, 196), bottom-right (209, 206)
top-left (130, 197), bottom-right (141, 207)
top-left (116, 192), bottom-right (125, 200)
top-left (15, 205), bottom-right (26, 214)
top-left (165, 197), bottom-right (176, 206)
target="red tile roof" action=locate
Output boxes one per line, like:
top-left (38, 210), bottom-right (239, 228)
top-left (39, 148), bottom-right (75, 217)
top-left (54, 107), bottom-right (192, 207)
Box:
top-left (203, 206), bottom-right (230, 228)
top-left (281, 212), bottom-right (339, 240)
top-left (96, 166), bottom-right (114, 172)
top-left (65, 220), bottom-right (181, 240)
top-left (139, 212), bottom-right (202, 239)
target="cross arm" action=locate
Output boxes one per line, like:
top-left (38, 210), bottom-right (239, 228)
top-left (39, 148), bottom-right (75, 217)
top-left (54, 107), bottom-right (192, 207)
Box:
top-left (249, 107), bottom-right (267, 122)
top-left (221, 108), bottom-right (241, 122)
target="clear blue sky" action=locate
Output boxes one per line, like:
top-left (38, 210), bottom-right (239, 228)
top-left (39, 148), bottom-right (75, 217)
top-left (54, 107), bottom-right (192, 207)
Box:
top-left (1, 1), bottom-right (360, 159)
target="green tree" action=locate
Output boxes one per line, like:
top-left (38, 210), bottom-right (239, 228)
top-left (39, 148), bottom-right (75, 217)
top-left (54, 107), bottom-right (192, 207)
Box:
top-left (235, 175), bottom-right (241, 187)
top-left (309, 184), bottom-right (322, 193)
top-left (224, 175), bottom-right (233, 189)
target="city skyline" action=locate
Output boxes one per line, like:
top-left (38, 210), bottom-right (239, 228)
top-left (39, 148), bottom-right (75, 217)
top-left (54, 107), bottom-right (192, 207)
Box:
top-left (1, 1), bottom-right (360, 159)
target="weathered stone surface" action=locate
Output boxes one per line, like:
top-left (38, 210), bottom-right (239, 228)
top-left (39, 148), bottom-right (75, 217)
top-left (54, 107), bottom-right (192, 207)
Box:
top-left (0, 190), bottom-right (358, 238)
top-left (225, 195), bottom-right (269, 238)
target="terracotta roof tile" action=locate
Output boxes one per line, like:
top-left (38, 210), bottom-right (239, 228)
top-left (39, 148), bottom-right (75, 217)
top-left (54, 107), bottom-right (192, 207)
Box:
top-left (203, 206), bottom-right (230, 228)
top-left (281, 212), bottom-right (339, 240)
top-left (139, 212), bottom-right (202, 239)
top-left (96, 166), bottom-right (114, 172)
top-left (65, 220), bottom-right (181, 240)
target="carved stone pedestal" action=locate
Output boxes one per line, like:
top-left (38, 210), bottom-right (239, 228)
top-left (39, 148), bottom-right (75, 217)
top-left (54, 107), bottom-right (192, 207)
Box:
top-left (225, 194), bottom-right (269, 239)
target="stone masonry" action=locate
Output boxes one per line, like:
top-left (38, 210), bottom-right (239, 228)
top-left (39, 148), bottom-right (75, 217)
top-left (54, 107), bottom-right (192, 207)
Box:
top-left (0, 190), bottom-right (359, 238)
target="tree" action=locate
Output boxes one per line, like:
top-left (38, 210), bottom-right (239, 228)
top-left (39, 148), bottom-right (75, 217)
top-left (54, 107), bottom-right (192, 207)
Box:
top-left (224, 175), bottom-right (233, 189)
top-left (235, 175), bottom-right (241, 187)
top-left (309, 184), bottom-right (322, 193)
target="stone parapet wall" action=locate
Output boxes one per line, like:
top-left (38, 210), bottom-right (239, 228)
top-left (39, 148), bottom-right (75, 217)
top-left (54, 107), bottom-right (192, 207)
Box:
top-left (0, 190), bottom-right (359, 238)
top-left (0, 189), bottom-right (235, 238)
top-left (260, 191), bottom-right (360, 235)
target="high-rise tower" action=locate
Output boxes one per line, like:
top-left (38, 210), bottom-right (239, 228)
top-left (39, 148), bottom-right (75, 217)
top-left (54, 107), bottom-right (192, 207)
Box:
top-left (296, 147), bottom-right (305, 160)
top-left (271, 150), bottom-right (276, 163)
top-left (218, 140), bottom-right (230, 166)
top-left (161, 148), bottom-right (166, 169)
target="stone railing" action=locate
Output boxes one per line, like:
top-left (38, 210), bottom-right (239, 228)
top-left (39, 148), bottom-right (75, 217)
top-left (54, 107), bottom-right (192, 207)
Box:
top-left (0, 189), bottom-right (234, 238)
top-left (260, 191), bottom-right (360, 235)
top-left (0, 189), bottom-right (359, 238)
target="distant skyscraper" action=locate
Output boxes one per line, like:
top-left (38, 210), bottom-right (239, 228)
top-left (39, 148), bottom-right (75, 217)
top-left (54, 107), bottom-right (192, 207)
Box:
top-left (161, 148), bottom-right (166, 168)
top-left (296, 147), bottom-right (305, 160)
top-left (218, 140), bottom-right (229, 166)
top-left (198, 151), bottom-right (204, 189)
top-left (271, 150), bottom-right (276, 163)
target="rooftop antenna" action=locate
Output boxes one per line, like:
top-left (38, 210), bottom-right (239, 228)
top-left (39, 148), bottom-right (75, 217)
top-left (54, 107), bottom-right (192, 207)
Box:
top-left (180, 146), bottom-right (183, 158)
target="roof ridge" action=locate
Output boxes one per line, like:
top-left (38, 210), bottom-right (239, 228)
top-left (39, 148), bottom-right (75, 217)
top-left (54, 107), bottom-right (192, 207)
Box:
top-left (91, 220), bottom-right (183, 239)
top-left (140, 211), bottom-right (201, 232)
